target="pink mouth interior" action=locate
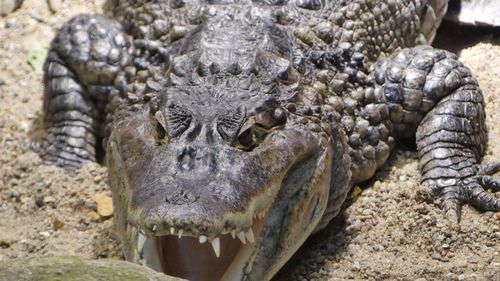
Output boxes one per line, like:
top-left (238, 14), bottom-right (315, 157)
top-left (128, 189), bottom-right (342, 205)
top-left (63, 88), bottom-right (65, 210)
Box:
top-left (157, 234), bottom-right (243, 281)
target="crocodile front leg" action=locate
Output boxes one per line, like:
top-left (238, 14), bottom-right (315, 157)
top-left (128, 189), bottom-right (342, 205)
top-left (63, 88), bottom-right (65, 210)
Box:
top-left (40, 14), bottom-right (130, 170)
top-left (374, 45), bottom-right (499, 221)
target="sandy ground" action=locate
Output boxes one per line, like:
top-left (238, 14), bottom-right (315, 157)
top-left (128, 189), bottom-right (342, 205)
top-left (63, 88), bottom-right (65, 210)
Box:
top-left (0, 1), bottom-right (498, 281)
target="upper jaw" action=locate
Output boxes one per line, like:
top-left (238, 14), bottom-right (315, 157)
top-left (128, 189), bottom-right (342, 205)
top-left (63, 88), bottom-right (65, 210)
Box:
top-left (127, 190), bottom-right (275, 243)
top-left (125, 193), bottom-right (275, 281)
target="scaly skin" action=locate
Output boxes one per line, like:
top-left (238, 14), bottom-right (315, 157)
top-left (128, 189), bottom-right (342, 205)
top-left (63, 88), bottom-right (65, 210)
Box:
top-left (39, 0), bottom-right (499, 280)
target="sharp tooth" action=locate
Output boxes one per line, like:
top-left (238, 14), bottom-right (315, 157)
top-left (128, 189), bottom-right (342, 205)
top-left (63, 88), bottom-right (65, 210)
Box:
top-left (211, 237), bottom-right (221, 258)
top-left (237, 231), bottom-right (246, 244)
top-left (152, 225), bottom-right (157, 232)
top-left (178, 230), bottom-right (183, 239)
top-left (137, 233), bottom-right (146, 253)
top-left (199, 235), bottom-right (207, 243)
top-left (245, 228), bottom-right (255, 243)
top-left (170, 227), bottom-right (175, 234)
top-left (230, 230), bottom-right (236, 239)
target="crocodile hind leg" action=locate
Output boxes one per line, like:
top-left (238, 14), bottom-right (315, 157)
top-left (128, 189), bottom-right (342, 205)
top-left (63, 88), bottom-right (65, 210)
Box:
top-left (373, 45), bottom-right (499, 221)
top-left (40, 14), bottom-right (130, 170)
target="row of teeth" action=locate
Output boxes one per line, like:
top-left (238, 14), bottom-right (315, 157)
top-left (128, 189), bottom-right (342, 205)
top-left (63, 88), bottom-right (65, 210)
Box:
top-left (137, 227), bottom-right (255, 258)
top-left (136, 207), bottom-right (269, 258)
top-left (200, 228), bottom-right (255, 258)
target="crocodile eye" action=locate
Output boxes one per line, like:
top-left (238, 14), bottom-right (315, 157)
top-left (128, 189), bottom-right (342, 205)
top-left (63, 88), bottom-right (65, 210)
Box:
top-left (236, 123), bottom-right (269, 150)
top-left (235, 108), bottom-right (286, 150)
top-left (236, 126), bottom-right (253, 147)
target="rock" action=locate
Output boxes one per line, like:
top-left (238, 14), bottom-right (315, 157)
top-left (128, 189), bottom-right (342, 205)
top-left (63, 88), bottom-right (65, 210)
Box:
top-left (34, 196), bottom-right (44, 208)
top-left (92, 193), bottom-right (113, 218)
top-left (351, 261), bottom-right (361, 272)
top-left (43, 196), bottom-right (56, 205)
top-left (457, 259), bottom-right (468, 268)
top-left (0, 0), bottom-right (22, 16)
top-left (87, 211), bottom-right (100, 222)
top-left (18, 160), bottom-right (28, 171)
top-left (4, 18), bottom-right (15, 28)
top-left (28, 11), bottom-right (44, 22)
top-left (47, 0), bottom-right (62, 13)
top-left (52, 219), bottom-right (64, 231)
top-left (0, 229), bottom-right (15, 249)
top-left (0, 256), bottom-right (185, 281)
top-left (38, 231), bottom-right (50, 239)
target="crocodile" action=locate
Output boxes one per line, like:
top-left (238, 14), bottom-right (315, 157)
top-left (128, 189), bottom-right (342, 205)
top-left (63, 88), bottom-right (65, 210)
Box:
top-left (38, 0), bottom-right (500, 280)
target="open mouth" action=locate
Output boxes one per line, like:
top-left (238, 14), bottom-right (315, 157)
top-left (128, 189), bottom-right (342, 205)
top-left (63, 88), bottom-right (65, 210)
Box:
top-left (132, 208), bottom-right (269, 281)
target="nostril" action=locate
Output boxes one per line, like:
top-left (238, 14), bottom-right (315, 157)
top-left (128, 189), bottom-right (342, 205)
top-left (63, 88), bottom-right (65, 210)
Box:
top-left (165, 190), bottom-right (198, 205)
top-left (178, 146), bottom-right (196, 171)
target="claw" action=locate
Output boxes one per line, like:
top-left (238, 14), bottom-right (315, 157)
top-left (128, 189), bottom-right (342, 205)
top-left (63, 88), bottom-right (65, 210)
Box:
top-left (478, 162), bottom-right (500, 176)
top-left (468, 185), bottom-right (500, 211)
top-left (442, 199), bottom-right (461, 225)
top-left (480, 175), bottom-right (500, 191)
top-left (441, 186), bottom-right (461, 224)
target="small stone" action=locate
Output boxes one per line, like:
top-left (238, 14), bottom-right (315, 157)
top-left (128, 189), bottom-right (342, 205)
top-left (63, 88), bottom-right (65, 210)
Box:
top-left (0, 0), bottom-right (22, 16)
top-left (35, 196), bottom-right (44, 208)
top-left (87, 211), bottom-right (101, 222)
top-left (351, 261), bottom-right (361, 271)
top-left (28, 11), bottom-right (45, 22)
top-left (0, 240), bottom-right (10, 249)
top-left (457, 274), bottom-right (465, 281)
top-left (18, 160), bottom-right (29, 171)
top-left (457, 259), bottom-right (468, 268)
top-left (4, 18), bottom-right (15, 28)
top-left (47, 0), bottom-right (62, 13)
top-left (92, 193), bottom-right (113, 218)
top-left (93, 175), bottom-right (104, 184)
top-left (361, 208), bottom-right (372, 216)
top-left (39, 231), bottom-right (50, 238)
top-left (52, 219), bottom-right (64, 231)
top-left (43, 196), bottom-right (56, 204)
top-left (442, 243), bottom-right (450, 249)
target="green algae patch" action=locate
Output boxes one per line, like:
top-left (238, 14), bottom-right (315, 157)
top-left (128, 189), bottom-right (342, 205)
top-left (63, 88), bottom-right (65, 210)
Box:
top-left (0, 256), bottom-right (185, 281)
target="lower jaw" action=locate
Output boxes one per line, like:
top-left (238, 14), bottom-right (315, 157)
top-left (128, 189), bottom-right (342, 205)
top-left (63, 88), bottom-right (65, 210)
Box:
top-left (138, 216), bottom-right (266, 281)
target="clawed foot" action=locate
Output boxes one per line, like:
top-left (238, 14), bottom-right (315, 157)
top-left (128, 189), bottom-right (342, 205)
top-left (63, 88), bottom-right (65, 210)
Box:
top-left (439, 162), bottom-right (500, 223)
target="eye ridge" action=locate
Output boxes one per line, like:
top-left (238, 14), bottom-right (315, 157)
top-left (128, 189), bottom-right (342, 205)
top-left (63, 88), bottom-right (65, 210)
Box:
top-left (156, 104), bottom-right (193, 138)
top-left (217, 107), bottom-right (245, 142)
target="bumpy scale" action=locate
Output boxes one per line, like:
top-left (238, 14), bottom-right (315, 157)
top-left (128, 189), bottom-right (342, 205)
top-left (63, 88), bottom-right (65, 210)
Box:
top-left (39, 0), bottom-right (499, 280)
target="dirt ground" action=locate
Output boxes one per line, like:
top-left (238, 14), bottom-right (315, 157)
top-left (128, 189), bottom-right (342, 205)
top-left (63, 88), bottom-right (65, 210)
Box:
top-left (0, 1), bottom-right (498, 281)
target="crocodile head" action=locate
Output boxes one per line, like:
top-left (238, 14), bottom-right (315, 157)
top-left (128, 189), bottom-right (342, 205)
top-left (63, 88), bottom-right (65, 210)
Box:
top-left (106, 77), bottom-right (335, 281)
